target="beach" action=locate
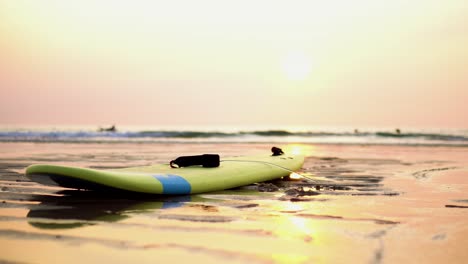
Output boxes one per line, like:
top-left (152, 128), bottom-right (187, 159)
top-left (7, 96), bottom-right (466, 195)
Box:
top-left (0, 141), bottom-right (467, 263)
top-left (2, 1), bottom-right (468, 263)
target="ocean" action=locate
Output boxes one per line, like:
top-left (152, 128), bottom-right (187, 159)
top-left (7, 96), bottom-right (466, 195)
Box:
top-left (0, 125), bottom-right (467, 146)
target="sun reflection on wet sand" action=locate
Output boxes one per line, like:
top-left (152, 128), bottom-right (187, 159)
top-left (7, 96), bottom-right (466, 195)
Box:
top-left (288, 173), bottom-right (303, 180)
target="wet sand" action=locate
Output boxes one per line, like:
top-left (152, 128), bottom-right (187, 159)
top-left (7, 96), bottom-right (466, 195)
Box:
top-left (0, 142), bottom-right (467, 263)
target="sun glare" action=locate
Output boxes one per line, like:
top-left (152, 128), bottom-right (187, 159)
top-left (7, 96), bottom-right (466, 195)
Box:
top-left (281, 51), bottom-right (312, 81)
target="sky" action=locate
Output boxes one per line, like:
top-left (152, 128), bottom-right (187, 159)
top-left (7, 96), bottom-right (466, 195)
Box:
top-left (0, 0), bottom-right (467, 129)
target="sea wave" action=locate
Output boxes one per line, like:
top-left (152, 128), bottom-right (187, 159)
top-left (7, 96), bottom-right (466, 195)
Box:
top-left (0, 128), bottom-right (467, 146)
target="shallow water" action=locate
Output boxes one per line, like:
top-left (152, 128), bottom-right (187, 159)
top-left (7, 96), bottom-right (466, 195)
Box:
top-left (0, 142), bottom-right (467, 263)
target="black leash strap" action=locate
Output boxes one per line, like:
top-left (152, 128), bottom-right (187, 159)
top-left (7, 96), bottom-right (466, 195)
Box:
top-left (170, 154), bottom-right (220, 168)
top-left (169, 147), bottom-right (284, 168)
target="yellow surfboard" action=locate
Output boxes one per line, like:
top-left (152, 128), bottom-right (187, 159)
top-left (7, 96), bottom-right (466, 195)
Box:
top-left (26, 154), bottom-right (304, 195)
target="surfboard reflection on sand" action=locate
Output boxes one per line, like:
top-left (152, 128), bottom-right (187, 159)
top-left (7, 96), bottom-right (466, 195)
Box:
top-left (26, 190), bottom-right (192, 229)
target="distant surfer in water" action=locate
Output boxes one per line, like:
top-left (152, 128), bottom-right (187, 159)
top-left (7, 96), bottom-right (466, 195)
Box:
top-left (98, 125), bottom-right (116, 132)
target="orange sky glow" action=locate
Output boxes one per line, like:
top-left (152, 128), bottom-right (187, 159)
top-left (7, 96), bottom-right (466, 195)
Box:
top-left (0, 0), bottom-right (467, 128)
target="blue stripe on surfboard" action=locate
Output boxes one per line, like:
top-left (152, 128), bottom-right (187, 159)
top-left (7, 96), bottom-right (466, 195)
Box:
top-left (153, 174), bottom-right (191, 195)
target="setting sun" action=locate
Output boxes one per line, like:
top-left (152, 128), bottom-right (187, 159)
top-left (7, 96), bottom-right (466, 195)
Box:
top-left (281, 51), bottom-right (312, 81)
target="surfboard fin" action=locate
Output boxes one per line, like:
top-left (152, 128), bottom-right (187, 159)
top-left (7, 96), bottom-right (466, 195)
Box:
top-left (271, 147), bottom-right (284, 156)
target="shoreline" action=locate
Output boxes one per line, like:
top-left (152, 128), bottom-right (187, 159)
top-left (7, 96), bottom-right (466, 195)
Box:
top-left (1, 140), bottom-right (468, 148)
